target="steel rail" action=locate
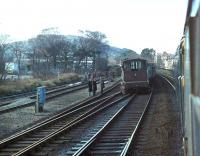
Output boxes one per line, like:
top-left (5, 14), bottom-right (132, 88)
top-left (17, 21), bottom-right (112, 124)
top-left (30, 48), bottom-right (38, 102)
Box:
top-left (11, 94), bottom-right (130, 156)
top-left (72, 92), bottom-right (152, 156)
top-left (0, 78), bottom-right (110, 101)
top-left (120, 90), bottom-right (153, 156)
top-left (0, 80), bottom-right (120, 113)
top-left (160, 73), bottom-right (176, 82)
top-left (0, 84), bottom-right (87, 113)
top-left (73, 94), bottom-right (137, 156)
top-left (0, 91), bottom-right (120, 148)
top-left (0, 82), bottom-right (87, 101)
top-left (0, 83), bottom-right (88, 107)
top-left (159, 74), bottom-right (176, 91)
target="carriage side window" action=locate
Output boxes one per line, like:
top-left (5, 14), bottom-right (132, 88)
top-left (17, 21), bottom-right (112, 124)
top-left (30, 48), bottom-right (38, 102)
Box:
top-left (130, 60), bottom-right (143, 70)
top-left (123, 62), bottom-right (131, 69)
top-left (131, 61), bottom-right (136, 69)
top-left (138, 61), bottom-right (142, 69)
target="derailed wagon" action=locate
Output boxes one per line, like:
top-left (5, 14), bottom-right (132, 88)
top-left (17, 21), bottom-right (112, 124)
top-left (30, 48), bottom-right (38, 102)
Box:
top-left (120, 58), bottom-right (155, 94)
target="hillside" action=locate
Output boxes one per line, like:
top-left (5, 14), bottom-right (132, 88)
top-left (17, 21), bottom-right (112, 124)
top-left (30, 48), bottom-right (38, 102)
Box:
top-left (107, 46), bottom-right (139, 65)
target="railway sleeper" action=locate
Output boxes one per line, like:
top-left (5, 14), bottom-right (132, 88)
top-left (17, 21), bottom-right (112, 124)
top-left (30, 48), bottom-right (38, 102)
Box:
top-left (89, 150), bottom-right (121, 154)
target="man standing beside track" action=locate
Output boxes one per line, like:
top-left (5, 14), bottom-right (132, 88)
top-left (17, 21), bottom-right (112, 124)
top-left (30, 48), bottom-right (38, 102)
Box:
top-left (88, 73), bottom-right (92, 96)
top-left (92, 73), bottom-right (97, 96)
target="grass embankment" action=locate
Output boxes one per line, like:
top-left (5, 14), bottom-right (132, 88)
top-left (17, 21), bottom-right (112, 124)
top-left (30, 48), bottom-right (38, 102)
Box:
top-left (0, 73), bottom-right (82, 96)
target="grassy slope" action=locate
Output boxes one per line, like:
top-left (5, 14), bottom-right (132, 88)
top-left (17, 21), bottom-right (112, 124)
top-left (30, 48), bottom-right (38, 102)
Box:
top-left (0, 73), bottom-right (82, 96)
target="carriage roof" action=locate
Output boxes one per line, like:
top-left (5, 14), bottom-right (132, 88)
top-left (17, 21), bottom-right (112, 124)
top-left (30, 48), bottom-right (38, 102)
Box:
top-left (122, 57), bottom-right (147, 62)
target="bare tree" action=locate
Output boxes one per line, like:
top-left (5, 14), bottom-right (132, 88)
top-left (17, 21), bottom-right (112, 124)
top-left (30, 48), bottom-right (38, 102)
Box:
top-left (30, 36), bottom-right (52, 79)
top-left (28, 27), bottom-right (75, 78)
top-left (27, 38), bottom-right (39, 77)
top-left (140, 48), bottom-right (156, 62)
top-left (157, 53), bottom-right (164, 68)
top-left (0, 34), bottom-right (10, 80)
top-left (78, 30), bottom-right (109, 72)
top-left (11, 41), bottom-right (25, 79)
top-left (74, 35), bottom-right (91, 73)
top-left (57, 37), bottom-right (73, 72)
top-left (37, 28), bottom-right (69, 74)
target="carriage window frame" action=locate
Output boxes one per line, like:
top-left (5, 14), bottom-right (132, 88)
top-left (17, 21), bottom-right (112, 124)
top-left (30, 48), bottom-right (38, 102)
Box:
top-left (123, 60), bottom-right (145, 70)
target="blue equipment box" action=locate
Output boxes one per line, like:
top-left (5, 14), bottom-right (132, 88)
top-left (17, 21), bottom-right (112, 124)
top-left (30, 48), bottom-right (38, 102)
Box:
top-left (37, 87), bottom-right (46, 105)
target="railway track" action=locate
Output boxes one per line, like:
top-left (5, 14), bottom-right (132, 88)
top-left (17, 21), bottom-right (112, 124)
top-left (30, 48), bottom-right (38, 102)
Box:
top-left (159, 74), bottom-right (176, 91)
top-left (127, 75), bottom-right (180, 156)
top-left (0, 81), bottom-right (84, 101)
top-left (126, 91), bottom-right (155, 156)
top-left (0, 83), bottom-right (87, 114)
top-left (70, 92), bottom-right (153, 156)
top-left (0, 91), bottom-right (152, 156)
top-left (0, 82), bottom-right (87, 107)
top-left (0, 81), bottom-right (120, 114)
top-left (0, 91), bottom-right (126, 156)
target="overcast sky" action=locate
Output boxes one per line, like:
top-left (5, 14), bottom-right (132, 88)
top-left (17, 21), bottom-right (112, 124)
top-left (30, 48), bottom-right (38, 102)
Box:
top-left (0, 0), bottom-right (188, 53)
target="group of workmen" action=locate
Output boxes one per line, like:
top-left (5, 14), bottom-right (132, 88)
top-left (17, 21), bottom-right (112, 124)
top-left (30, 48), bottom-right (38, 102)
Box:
top-left (88, 72), bottom-right (106, 96)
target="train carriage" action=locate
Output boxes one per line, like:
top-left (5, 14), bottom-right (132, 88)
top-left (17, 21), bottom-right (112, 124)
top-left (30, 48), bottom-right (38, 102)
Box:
top-left (176, 1), bottom-right (200, 155)
top-left (120, 58), bottom-right (155, 94)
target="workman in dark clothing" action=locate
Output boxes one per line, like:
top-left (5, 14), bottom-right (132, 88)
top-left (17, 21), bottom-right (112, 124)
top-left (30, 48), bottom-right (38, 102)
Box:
top-left (88, 74), bottom-right (92, 96)
top-left (88, 80), bottom-right (92, 96)
top-left (92, 79), bottom-right (97, 95)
